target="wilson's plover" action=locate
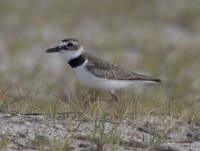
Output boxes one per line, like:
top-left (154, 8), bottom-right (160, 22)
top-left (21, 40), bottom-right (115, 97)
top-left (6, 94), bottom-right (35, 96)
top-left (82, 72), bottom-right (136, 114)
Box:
top-left (46, 38), bottom-right (161, 101)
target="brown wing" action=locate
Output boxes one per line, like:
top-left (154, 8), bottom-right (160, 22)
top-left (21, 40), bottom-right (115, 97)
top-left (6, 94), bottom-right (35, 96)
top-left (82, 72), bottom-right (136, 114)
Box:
top-left (85, 52), bottom-right (161, 82)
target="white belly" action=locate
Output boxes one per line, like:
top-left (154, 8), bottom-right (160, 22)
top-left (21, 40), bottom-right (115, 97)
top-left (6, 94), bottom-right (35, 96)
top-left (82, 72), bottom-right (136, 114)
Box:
top-left (74, 60), bottom-right (137, 91)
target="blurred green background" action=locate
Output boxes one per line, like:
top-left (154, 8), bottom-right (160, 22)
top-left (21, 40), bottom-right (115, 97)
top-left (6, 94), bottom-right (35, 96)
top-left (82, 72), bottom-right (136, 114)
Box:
top-left (0, 0), bottom-right (200, 114)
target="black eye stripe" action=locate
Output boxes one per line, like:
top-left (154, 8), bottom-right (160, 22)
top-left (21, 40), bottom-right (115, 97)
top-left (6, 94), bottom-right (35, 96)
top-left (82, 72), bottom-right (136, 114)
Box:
top-left (67, 42), bottom-right (73, 47)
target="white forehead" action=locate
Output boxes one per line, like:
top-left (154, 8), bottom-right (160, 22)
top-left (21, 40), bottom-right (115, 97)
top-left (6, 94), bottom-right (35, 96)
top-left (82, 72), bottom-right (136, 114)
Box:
top-left (59, 40), bottom-right (78, 47)
top-left (59, 42), bottom-right (67, 47)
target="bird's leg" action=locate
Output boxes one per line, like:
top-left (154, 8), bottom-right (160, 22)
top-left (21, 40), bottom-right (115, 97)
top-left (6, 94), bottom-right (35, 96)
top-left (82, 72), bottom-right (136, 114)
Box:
top-left (108, 90), bottom-right (118, 109)
top-left (84, 96), bottom-right (113, 107)
top-left (84, 90), bottom-right (113, 108)
top-left (84, 89), bottom-right (118, 108)
top-left (109, 90), bottom-right (118, 101)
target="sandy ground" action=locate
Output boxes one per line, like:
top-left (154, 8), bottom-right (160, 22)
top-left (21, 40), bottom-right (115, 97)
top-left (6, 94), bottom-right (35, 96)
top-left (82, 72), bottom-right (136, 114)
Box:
top-left (0, 111), bottom-right (199, 151)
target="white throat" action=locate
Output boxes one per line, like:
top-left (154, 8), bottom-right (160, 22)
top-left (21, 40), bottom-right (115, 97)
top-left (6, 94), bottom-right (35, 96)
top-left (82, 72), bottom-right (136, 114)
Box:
top-left (59, 46), bottom-right (83, 62)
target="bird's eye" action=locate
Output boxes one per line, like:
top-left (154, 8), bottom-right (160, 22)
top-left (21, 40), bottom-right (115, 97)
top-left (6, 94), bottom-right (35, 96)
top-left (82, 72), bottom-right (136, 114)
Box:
top-left (67, 42), bottom-right (73, 47)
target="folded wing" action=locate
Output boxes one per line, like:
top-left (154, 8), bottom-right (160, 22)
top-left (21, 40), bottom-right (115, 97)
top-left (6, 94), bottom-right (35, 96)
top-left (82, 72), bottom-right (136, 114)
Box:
top-left (85, 52), bottom-right (161, 82)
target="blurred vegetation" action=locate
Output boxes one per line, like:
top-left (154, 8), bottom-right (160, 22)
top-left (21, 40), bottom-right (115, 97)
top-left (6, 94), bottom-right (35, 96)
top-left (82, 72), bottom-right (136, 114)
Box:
top-left (0, 0), bottom-right (199, 121)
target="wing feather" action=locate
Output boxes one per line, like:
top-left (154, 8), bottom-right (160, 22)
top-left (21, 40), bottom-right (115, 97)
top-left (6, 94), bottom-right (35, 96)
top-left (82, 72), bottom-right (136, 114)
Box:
top-left (84, 52), bottom-right (161, 82)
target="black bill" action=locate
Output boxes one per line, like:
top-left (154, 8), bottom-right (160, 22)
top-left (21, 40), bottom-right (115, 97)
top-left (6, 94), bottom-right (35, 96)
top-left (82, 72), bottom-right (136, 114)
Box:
top-left (46, 46), bottom-right (61, 53)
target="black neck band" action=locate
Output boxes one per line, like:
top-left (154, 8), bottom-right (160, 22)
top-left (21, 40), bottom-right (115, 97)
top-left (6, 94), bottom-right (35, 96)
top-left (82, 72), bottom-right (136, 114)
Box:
top-left (68, 55), bottom-right (85, 68)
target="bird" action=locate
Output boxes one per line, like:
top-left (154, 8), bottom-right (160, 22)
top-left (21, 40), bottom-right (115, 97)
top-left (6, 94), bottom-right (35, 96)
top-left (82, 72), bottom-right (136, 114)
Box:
top-left (46, 38), bottom-right (161, 102)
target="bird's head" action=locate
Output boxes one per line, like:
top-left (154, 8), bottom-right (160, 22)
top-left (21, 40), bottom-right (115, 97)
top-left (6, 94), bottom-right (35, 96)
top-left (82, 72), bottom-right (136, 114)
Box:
top-left (46, 38), bottom-right (83, 61)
